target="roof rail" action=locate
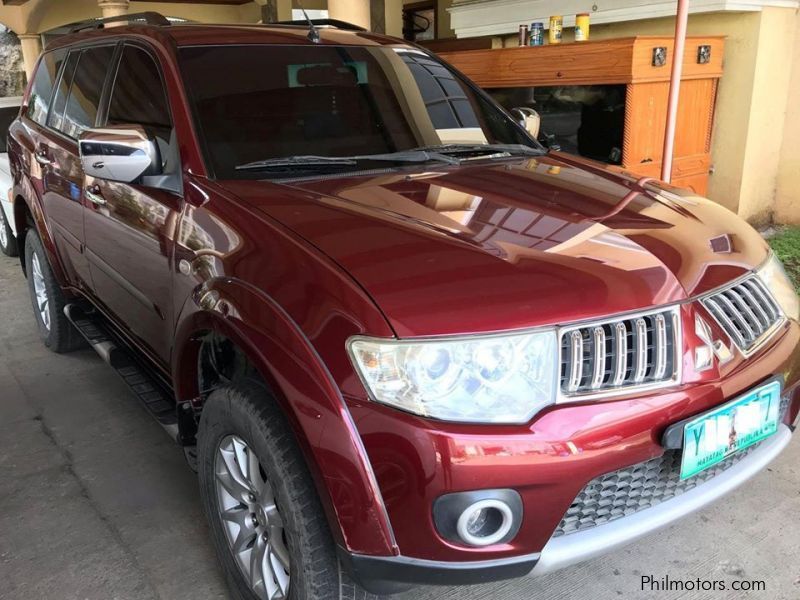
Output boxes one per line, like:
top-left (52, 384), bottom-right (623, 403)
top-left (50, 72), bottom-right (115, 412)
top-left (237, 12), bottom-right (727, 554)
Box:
top-left (275, 18), bottom-right (367, 32)
top-left (69, 12), bottom-right (171, 33)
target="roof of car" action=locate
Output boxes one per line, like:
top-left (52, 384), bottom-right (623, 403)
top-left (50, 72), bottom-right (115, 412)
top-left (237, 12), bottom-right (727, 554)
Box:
top-left (46, 22), bottom-right (405, 51)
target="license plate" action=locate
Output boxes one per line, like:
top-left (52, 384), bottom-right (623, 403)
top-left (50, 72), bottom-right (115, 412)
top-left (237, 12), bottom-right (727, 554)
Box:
top-left (680, 379), bottom-right (782, 479)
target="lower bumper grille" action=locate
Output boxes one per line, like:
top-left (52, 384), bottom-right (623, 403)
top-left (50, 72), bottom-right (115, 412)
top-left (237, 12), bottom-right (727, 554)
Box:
top-left (554, 397), bottom-right (789, 538)
top-left (554, 446), bottom-right (757, 538)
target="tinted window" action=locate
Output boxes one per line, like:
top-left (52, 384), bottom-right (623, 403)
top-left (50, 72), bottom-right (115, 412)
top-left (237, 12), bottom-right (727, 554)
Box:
top-left (0, 106), bottom-right (19, 153)
top-left (108, 46), bottom-right (171, 131)
top-left (107, 45), bottom-right (176, 173)
top-left (25, 48), bottom-right (67, 126)
top-left (47, 50), bottom-right (81, 133)
top-left (179, 45), bottom-right (532, 179)
top-left (61, 45), bottom-right (115, 139)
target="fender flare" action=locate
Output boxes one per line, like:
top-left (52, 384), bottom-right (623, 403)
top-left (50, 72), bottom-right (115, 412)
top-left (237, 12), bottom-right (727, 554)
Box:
top-left (12, 176), bottom-right (68, 285)
top-left (172, 277), bottom-right (398, 557)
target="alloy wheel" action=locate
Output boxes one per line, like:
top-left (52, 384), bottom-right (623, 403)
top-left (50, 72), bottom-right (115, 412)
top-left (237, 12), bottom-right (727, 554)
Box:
top-left (215, 434), bottom-right (291, 600)
top-left (31, 251), bottom-right (50, 331)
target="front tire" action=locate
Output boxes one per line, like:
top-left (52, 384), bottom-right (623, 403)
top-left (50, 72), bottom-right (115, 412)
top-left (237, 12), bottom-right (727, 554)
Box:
top-left (24, 230), bottom-right (85, 353)
top-left (0, 204), bottom-right (18, 257)
top-left (197, 379), bottom-right (381, 600)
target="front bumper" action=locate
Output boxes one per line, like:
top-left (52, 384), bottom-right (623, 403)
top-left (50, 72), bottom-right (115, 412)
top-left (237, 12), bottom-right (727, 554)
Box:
top-left (343, 320), bottom-right (800, 593)
top-left (343, 422), bottom-right (793, 593)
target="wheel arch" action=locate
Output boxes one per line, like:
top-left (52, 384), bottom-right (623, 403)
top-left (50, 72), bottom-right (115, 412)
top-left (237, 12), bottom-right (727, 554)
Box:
top-left (12, 177), bottom-right (64, 283)
top-left (172, 278), bottom-right (398, 558)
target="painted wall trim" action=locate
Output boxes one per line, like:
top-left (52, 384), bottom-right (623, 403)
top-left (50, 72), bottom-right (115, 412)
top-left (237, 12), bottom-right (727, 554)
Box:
top-left (449, 0), bottom-right (800, 38)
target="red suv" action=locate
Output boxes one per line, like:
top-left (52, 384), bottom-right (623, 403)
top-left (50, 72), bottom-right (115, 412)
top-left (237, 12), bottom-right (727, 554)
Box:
top-left (7, 13), bottom-right (800, 600)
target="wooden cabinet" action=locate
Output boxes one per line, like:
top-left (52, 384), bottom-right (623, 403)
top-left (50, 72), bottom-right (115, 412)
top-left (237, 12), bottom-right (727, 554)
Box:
top-left (437, 36), bottom-right (724, 194)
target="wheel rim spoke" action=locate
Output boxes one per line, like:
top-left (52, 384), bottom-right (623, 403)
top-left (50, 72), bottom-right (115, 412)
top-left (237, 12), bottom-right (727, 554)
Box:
top-left (215, 435), bottom-right (290, 599)
top-left (217, 443), bottom-right (255, 503)
top-left (272, 553), bottom-right (290, 597)
top-left (31, 253), bottom-right (50, 332)
top-left (249, 534), bottom-right (264, 586)
top-left (270, 534), bottom-right (291, 571)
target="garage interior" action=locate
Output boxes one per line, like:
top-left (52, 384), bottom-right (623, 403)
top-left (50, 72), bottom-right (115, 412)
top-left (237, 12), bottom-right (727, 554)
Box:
top-left (1, 1), bottom-right (799, 599)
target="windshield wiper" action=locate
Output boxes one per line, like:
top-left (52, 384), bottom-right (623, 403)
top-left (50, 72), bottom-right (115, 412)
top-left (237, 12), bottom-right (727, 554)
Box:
top-left (235, 155), bottom-right (358, 171)
top-left (235, 150), bottom-right (460, 172)
top-left (413, 143), bottom-right (545, 157)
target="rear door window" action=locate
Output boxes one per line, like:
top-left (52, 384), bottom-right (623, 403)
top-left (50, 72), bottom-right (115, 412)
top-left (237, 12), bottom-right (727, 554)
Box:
top-left (61, 45), bottom-right (116, 139)
top-left (47, 50), bottom-right (81, 133)
top-left (25, 48), bottom-right (67, 126)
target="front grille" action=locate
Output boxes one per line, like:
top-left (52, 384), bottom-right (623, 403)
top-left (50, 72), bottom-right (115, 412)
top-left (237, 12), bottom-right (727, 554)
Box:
top-left (701, 275), bottom-right (783, 354)
top-left (559, 307), bottom-right (679, 397)
top-left (554, 443), bottom-right (758, 537)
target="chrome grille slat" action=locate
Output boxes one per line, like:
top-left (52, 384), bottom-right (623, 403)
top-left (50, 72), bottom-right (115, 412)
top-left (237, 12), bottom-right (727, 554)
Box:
top-left (701, 274), bottom-right (784, 354)
top-left (738, 283), bottom-right (771, 328)
top-left (560, 307), bottom-right (678, 397)
top-left (653, 314), bottom-right (667, 380)
top-left (612, 322), bottom-right (627, 387)
top-left (590, 327), bottom-right (605, 389)
top-left (633, 318), bottom-right (648, 383)
top-left (726, 289), bottom-right (761, 333)
top-left (717, 293), bottom-right (754, 342)
top-left (567, 330), bottom-right (583, 392)
top-left (703, 297), bottom-right (747, 348)
top-left (750, 278), bottom-right (781, 320)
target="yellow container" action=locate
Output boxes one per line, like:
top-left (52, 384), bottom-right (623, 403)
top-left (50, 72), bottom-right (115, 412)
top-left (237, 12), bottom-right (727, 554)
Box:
top-left (549, 15), bottom-right (563, 44)
top-left (575, 13), bottom-right (590, 42)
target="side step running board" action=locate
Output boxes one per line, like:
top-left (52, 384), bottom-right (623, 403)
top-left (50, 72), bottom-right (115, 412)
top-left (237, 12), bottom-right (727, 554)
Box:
top-left (64, 303), bottom-right (180, 443)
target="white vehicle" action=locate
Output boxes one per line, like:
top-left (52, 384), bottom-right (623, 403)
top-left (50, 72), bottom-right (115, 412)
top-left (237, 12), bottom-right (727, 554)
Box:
top-left (1, 96), bottom-right (23, 256)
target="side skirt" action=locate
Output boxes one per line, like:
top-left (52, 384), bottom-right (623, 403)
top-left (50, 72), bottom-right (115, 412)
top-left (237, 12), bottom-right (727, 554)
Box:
top-left (63, 302), bottom-right (182, 444)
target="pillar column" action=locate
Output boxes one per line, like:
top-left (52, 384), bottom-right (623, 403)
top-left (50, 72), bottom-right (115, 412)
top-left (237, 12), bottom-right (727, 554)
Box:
top-left (17, 33), bottom-right (42, 81)
top-left (328, 0), bottom-right (370, 30)
top-left (255, 0), bottom-right (292, 23)
top-left (98, 0), bottom-right (130, 25)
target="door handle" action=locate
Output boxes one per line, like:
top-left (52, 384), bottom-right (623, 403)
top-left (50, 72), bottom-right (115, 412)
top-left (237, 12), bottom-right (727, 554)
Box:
top-left (34, 149), bottom-right (52, 166)
top-left (85, 185), bottom-right (106, 206)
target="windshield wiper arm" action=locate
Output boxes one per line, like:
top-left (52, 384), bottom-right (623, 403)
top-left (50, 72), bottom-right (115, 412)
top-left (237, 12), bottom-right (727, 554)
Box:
top-left (413, 143), bottom-right (544, 157)
top-left (235, 155), bottom-right (358, 171)
top-left (234, 150), bottom-right (461, 172)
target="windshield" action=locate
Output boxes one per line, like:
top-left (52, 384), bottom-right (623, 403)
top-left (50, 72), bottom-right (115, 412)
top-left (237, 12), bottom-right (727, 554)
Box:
top-left (179, 44), bottom-right (538, 179)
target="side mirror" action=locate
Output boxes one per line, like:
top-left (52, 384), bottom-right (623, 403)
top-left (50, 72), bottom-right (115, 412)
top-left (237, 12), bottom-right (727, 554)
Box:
top-left (511, 107), bottom-right (541, 139)
top-left (79, 125), bottom-right (161, 183)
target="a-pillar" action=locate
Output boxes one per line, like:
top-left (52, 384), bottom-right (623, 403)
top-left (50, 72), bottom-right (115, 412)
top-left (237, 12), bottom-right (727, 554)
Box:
top-left (17, 33), bottom-right (42, 80)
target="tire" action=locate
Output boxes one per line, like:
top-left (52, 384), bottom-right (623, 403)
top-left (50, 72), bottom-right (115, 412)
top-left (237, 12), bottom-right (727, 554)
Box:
top-left (197, 379), bottom-right (383, 600)
top-left (0, 204), bottom-right (18, 257)
top-left (24, 230), bottom-right (86, 353)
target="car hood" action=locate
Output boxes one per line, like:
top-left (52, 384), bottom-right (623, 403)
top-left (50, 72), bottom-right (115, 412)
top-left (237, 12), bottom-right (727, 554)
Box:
top-left (219, 154), bottom-right (769, 337)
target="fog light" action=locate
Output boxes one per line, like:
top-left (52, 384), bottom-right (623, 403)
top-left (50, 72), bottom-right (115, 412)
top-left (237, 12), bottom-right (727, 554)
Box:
top-left (433, 488), bottom-right (522, 548)
top-left (456, 499), bottom-right (513, 547)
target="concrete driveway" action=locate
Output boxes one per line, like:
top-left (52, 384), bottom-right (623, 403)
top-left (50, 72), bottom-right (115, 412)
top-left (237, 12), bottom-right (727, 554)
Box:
top-left (1, 251), bottom-right (799, 600)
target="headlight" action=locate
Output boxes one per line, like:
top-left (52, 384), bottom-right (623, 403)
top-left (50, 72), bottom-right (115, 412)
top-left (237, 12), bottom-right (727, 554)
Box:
top-left (757, 254), bottom-right (799, 321)
top-left (348, 330), bottom-right (557, 424)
